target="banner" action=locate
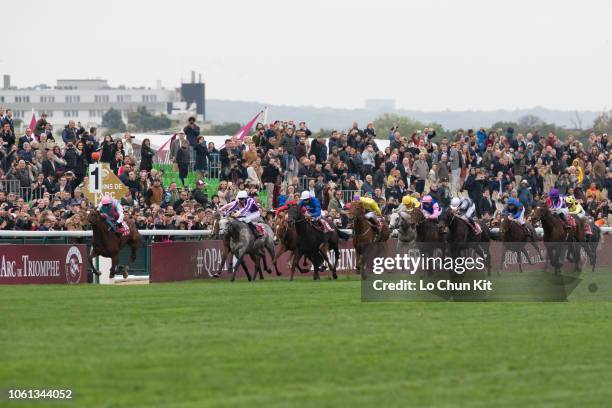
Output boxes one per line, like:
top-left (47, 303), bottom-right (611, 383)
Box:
top-left (150, 240), bottom-right (356, 282)
top-left (0, 244), bottom-right (88, 284)
top-left (150, 236), bottom-right (612, 286)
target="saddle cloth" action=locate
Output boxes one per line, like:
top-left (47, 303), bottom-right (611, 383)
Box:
top-left (254, 223), bottom-right (266, 236)
top-left (309, 218), bottom-right (334, 233)
top-left (459, 216), bottom-right (481, 235)
top-left (119, 221), bottom-right (130, 237)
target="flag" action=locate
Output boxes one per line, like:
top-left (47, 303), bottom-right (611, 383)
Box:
top-left (155, 133), bottom-right (177, 163)
top-left (220, 110), bottom-right (264, 148)
top-left (28, 109), bottom-right (36, 133)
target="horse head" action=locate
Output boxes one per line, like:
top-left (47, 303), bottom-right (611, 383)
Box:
top-left (87, 209), bottom-right (101, 226)
top-left (349, 201), bottom-right (365, 220)
top-left (286, 203), bottom-right (302, 223)
top-left (405, 207), bottom-right (424, 226)
top-left (530, 202), bottom-right (549, 224)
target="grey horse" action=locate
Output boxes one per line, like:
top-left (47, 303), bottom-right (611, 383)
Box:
top-left (221, 217), bottom-right (279, 282)
top-left (390, 211), bottom-right (417, 244)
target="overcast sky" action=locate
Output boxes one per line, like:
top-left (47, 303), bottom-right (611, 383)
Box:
top-left (5, 0), bottom-right (611, 111)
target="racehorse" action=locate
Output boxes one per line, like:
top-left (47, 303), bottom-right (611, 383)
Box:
top-left (286, 204), bottom-right (339, 280)
top-left (87, 210), bottom-right (142, 279)
top-left (222, 217), bottom-right (278, 282)
top-left (444, 211), bottom-right (492, 275)
top-left (499, 215), bottom-right (540, 273)
top-left (403, 209), bottom-right (444, 276)
top-left (212, 211), bottom-right (281, 279)
top-left (274, 211), bottom-right (310, 280)
top-left (390, 211), bottom-right (416, 244)
top-left (530, 203), bottom-right (578, 274)
top-left (350, 201), bottom-right (390, 280)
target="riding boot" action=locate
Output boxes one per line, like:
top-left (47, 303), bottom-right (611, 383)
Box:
top-left (368, 219), bottom-right (380, 239)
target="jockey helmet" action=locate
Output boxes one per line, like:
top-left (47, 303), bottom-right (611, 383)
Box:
top-left (450, 197), bottom-right (461, 209)
top-left (353, 194), bottom-right (361, 201)
top-left (548, 188), bottom-right (559, 200)
top-left (507, 197), bottom-right (520, 208)
top-left (101, 196), bottom-right (112, 205)
top-left (236, 190), bottom-right (248, 200)
top-left (565, 196), bottom-right (576, 206)
top-left (422, 195), bottom-right (432, 205)
top-left (300, 191), bottom-right (311, 200)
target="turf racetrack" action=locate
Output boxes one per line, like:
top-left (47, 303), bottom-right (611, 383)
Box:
top-left (2, 278), bottom-right (612, 407)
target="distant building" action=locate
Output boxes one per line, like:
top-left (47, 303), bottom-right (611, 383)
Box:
top-left (0, 76), bottom-right (179, 128)
top-left (181, 71), bottom-right (206, 119)
top-left (365, 99), bottom-right (396, 112)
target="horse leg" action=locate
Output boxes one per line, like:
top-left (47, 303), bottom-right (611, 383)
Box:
top-left (109, 257), bottom-right (116, 279)
top-left (289, 249), bottom-right (301, 281)
top-left (251, 254), bottom-right (263, 281)
top-left (320, 248), bottom-right (337, 280)
top-left (230, 253), bottom-right (240, 282)
top-left (88, 247), bottom-right (101, 277)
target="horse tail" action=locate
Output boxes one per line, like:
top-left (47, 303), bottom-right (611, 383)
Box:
top-left (335, 225), bottom-right (350, 240)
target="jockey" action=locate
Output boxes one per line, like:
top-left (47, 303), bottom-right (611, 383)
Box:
top-left (420, 195), bottom-right (440, 221)
top-left (98, 195), bottom-right (125, 234)
top-left (450, 196), bottom-right (477, 228)
top-left (298, 190), bottom-right (333, 232)
top-left (566, 196), bottom-right (585, 217)
top-left (390, 195), bottom-right (420, 230)
top-left (354, 194), bottom-right (382, 234)
top-left (298, 190), bottom-right (322, 220)
top-left (397, 195), bottom-right (420, 213)
top-left (546, 188), bottom-right (571, 230)
top-left (275, 198), bottom-right (298, 217)
top-left (503, 197), bottom-right (525, 225)
top-left (221, 190), bottom-right (262, 237)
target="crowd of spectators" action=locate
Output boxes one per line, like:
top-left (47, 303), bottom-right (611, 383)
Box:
top-left (1, 107), bottom-right (611, 232)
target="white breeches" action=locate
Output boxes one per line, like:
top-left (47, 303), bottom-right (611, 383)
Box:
top-left (239, 212), bottom-right (260, 224)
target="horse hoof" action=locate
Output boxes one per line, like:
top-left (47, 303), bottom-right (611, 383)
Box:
top-left (109, 273), bottom-right (115, 279)
top-left (94, 271), bottom-right (101, 277)
top-left (332, 274), bottom-right (338, 280)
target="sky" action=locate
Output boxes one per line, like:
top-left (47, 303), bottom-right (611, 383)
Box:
top-left (5, 0), bottom-right (611, 111)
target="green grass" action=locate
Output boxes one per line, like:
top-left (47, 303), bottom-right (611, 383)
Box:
top-left (2, 279), bottom-right (612, 407)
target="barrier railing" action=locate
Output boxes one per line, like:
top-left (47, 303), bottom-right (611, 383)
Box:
top-left (0, 179), bottom-right (20, 194)
top-left (0, 227), bottom-right (610, 240)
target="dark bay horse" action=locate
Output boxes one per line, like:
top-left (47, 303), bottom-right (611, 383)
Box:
top-left (499, 216), bottom-right (540, 273)
top-left (274, 211), bottom-right (310, 280)
top-left (404, 209), bottom-right (445, 276)
top-left (350, 201), bottom-right (390, 280)
top-left (530, 204), bottom-right (578, 274)
top-left (286, 205), bottom-right (339, 280)
top-left (87, 211), bottom-right (142, 279)
top-left (444, 212), bottom-right (491, 275)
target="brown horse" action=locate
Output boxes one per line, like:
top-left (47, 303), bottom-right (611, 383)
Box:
top-left (350, 201), bottom-right (390, 280)
top-left (404, 209), bottom-right (445, 275)
top-left (499, 216), bottom-right (539, 273)
top-left (530, 204), bottom-right (578, 274)
top-left (274, 211), bottom-right (310, 280)
top-left (87, 211), bottom-right (142, 279)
